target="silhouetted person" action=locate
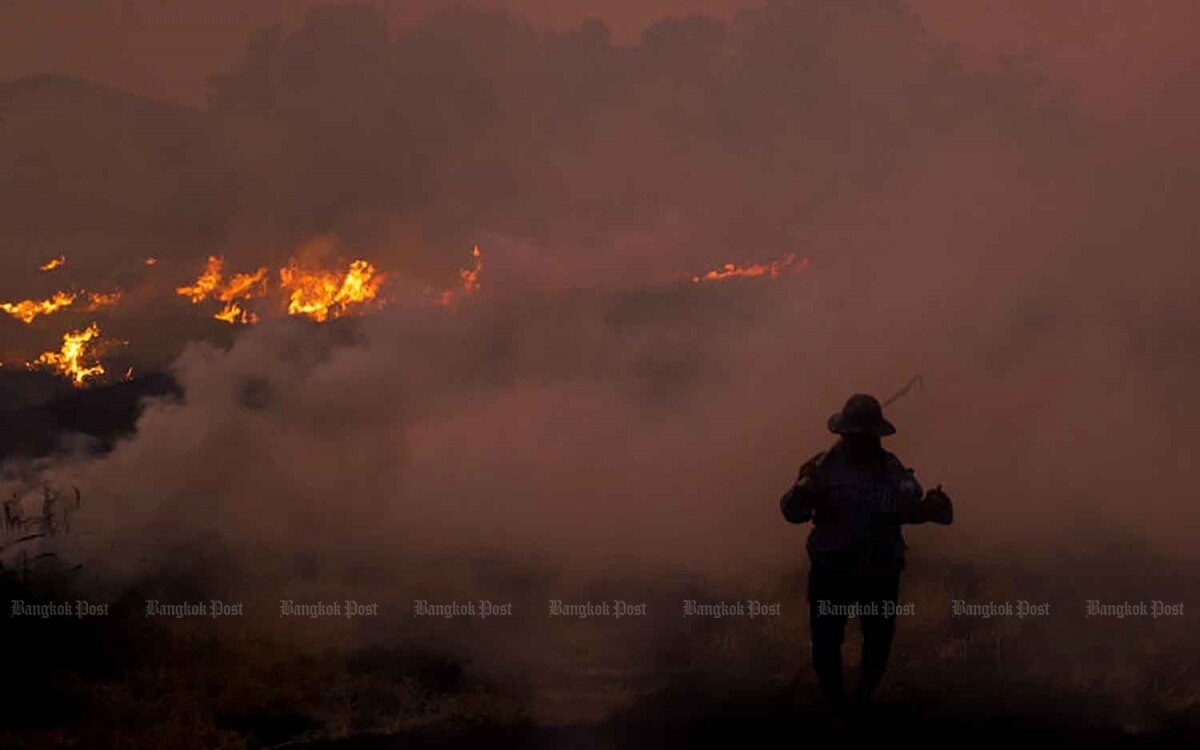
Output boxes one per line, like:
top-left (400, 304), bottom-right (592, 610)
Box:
top-left (780, 393), bottom-right (952, 709)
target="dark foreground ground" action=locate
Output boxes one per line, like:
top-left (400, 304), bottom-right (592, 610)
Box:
top-left (2, 373), bottom-right (1197, 747)
top-left (300, 674), bottom-right (1200, 748)
top-left (3, 553), bottom-right (1197, 749)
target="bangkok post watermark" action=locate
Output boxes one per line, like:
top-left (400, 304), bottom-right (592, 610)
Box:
top-left (1085, 600), bottom-right (1185, 618)
top-left (146, 600), bottom-right (245, 618)
top-left (818, 600), bottom-right (915, 618)
top-left (279, 600), bottom-right (378, 618)
top-left (547, 599), bottom-right (646, 619)
top-left (412, 600), bottom-right (512, 619)
top-left (11, 600), bottom-right (109, 618)
top-left (950, 600), bottom-right (1049, 619)
top-left (683, 600), bottom-right (783, 619)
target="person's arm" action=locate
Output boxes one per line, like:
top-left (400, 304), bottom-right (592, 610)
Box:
top-left (888, 459), bottom-right (953, 525)
top-left (780, 452), bottom-right (825, 524)
top-left (915, 485), bottom-right (954, 525)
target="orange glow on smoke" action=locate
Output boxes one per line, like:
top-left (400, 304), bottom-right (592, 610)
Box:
top-left (691, 253), bottom-right (806, 283)
top-left (279, 259), bottom-right (384, 322)
top-left (29, 323), bottom-right (106, 387)
top-left (39, 255), bottom-right (66, 272)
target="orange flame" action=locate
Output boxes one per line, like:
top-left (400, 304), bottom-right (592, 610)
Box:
top-left (177, 257), bottom-right (269, 324)
top-left (691, 253), bottom-right (805, 283)
top-left (279, 259), bottom-right (384, 322)
top-left (1, 291), bottom-right (78, 323)
top-left (2, 287), bottom-right (124, 323)
top-left (217, 268), bottom-right (268, 303)
top-left (85, 290), bottom-right (123, 311)
top-left (437, 245), bottom-right (484, 307)
top-left (215, 267), bottom-right (268, 325)
top-left (214, 302), bottom-right (258, 325)
top-left (39, 255), bottom-right (67, 272)
top-left (176, 256), bottom-right (224, 303)
top-left (145, 257), bottom-right (158, 266)
top-left (29, 323), bottom-right (106, 387)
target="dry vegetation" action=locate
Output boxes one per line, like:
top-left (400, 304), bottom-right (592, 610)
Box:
top-left (3, 542), bottom-right (1197, 747)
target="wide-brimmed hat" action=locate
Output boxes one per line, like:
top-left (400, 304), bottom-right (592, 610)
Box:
top-left (827, 393), bottom-right (895, 436)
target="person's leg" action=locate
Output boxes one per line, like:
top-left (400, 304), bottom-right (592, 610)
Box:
top-left (808, 564), bottom-right (850, 705)
top-left (857, 571), bottom-right (901, 700)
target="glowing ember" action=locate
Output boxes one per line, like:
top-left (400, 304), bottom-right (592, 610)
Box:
top-left (437, 245), bottom-right (484, 307)
top-left (145, 257), bottom-right (158, 266)
top-left (39, 255), bottom-right (67, 272)
top-left (279, 259), bottom-right (384, 322)
top-left (460, 245), bottom-right (483, 293)
top-left (29, 323), bottom-right (106, 387)
top-left (1, 291), bottom-right (78, 323)
top-left (691, 253), bottom-right (806, 283)
top-left (85, 290), bottom-right (123, 311)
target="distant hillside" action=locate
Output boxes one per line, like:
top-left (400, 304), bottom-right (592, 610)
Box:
top-left (0, 74), bottom-right (229, 293)
top-left (0, 370), bottom-right (75, 411)
top-left (0, 371), bottom-right (180, 461)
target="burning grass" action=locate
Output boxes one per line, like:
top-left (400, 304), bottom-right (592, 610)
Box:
top-left (28, 323), bottom-right (107, 387)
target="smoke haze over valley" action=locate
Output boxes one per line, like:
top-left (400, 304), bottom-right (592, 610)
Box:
top-left (1, 2), bottom-right (1198, 746)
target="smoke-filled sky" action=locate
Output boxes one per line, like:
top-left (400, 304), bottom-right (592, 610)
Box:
top-left (2, 0), bottom-right (1199, 583)
top-left (3, 0), bottom-right (1198, 117)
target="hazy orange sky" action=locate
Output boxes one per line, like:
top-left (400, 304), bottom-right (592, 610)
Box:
top-left (2, 0), bottom-right (1197, 118)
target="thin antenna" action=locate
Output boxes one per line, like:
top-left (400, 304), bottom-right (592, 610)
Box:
top-left (883, 374), bottom-right (923, 407)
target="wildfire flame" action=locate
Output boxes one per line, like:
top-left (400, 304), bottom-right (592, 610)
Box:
top-left (279, 259), bottom-right (384, 322)
top-left (437, 245), bottom-right (484, 307)
top-left (218, 268), bottom-right (268, 303)
top-left (176, 257), bottom-right (269, 325)
top-left (7, 243), bottom-right (401, 387)
top-left (691, 253), bottom-right (806, 283)
top-left (29, 323), bottom-right (106, 387)
top-left (1, 287), bottom-right (123, 323)
top-left (5, 239), bottom-right (818, 390)
top-left (176, 256), bottom-right (224, 303)
top-left (85, 290), bottom-right (123, 311)
top-left (39, 255), bottom-right (66, 272)
top-left (1, 291), bottom-right (77, 323)
top-left (214, 302), bottom-right (258, 325)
